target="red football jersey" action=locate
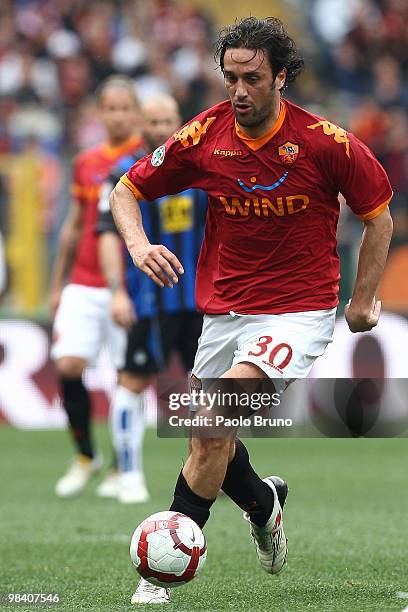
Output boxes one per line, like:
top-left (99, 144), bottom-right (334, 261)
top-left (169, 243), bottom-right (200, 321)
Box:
top-left (70, 136), bottom-right (143, 287)
top-left (122, 100), bottom-right (392, 315)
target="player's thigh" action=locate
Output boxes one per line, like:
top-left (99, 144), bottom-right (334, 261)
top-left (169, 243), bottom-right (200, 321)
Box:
top-left (175, 311), bottom-right (204, 372)
top-left (232, 308), bottom-right (336, 393)
top-left (192, 314), bottom-right (241, 380)
top-left (51, 284), bottom-right (106, 364)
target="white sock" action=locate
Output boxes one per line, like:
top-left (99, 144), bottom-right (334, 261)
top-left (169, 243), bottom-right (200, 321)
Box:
top-left (110, 385), bottom-right (145, 474)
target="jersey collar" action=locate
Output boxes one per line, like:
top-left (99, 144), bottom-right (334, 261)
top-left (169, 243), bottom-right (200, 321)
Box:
top-left (235, 101), bottom-right (286, 151)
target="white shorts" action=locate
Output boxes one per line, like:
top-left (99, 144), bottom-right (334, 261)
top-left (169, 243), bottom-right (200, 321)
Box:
top-left (192, 309), bottom-right (336, 393)
top-left (51, 284), bottom-right (126, 368)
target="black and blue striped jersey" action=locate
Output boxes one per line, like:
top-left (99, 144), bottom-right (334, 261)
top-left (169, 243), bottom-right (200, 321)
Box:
top-left (97, 151), bottom-right (207, 319)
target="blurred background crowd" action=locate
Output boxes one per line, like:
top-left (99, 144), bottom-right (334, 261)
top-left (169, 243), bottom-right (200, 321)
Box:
top-left (0, 0), bottom-right (407, 314)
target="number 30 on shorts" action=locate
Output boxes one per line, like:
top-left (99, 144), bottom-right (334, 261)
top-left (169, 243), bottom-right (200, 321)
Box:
top-left (248, 335), bottom-right (293, 372)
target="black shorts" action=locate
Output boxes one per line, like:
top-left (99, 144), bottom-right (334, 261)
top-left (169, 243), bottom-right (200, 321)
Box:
top-left (122, 311), bottom-right (203, 375)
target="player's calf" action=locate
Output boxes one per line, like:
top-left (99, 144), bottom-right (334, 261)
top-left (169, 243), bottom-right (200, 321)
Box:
top-left (222, 439), bottom-right (274, 524)
top-left (185, 436), bottom-right (232, 498)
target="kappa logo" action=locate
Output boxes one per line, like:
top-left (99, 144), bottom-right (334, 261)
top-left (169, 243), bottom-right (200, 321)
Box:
top-left (307, 120), bottom-right (350, 158)
top-left (237, 172), bottom-right (288, 193)
top-left (174, 117), bottom-right (216, 148)
top-left (278, 141), bottom-right (299, 165)
top-left (151, 145), bottom-right (166, 167)
top-left (213, 148), bottom-right (243, 157)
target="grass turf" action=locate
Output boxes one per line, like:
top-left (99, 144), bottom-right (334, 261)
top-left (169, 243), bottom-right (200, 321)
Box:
top-left (0, 425), bottom-right (407, 612)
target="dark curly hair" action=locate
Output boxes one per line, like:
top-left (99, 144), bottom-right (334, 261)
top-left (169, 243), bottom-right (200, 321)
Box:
top-left (214, 17), bottom-right (304, 85)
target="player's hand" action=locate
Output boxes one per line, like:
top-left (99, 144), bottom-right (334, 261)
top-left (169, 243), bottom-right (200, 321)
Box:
top-left (111, 288), bottom-right (136, 330)
top-left (48, 287), bottom-right (62, 322)
top-left (131, 244), bottom-right (184, 288)
top-left (344, 297), bottom-right (381, 333)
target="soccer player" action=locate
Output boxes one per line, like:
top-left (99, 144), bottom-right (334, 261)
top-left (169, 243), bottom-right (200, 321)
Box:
top-left (97, 93), bottom-right (207, 503)
top-left (50, 75), bottom-right (144, 497)
top-left (109, 18), bottom-right (393, 604)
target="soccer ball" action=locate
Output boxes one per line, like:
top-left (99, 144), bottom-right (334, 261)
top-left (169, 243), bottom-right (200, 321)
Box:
top-left (130, 511), bottom-right (207, 588)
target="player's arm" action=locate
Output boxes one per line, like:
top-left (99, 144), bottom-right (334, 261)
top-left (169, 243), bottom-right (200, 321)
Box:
top-left (320, 128), bottom-right (394, 333)
top-left (109, 180), bottom-right (184, 289)
top-left (99, 231), bottom-right (136, 330)
top-left (97, 181), bottom-right (136, 330)
top-left (345, 207), bottom-right (393, 333)
top-left (48, 201), bottom-right (83, 320)
top-left (110, 114), bottom-right (209, 285)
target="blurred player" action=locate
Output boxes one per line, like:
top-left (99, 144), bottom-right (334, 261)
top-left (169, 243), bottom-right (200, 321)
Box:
top-left (97, 94), bottom-right (207, 503)
top-left (49, 75), bottom-right (144, 497)
top-left (110, 17), bottom-right (393, 603)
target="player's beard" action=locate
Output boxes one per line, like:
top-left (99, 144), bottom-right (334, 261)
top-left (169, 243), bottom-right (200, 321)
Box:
top-left (233, 92), bottom-right (278, 131)
top-left (234, 105), bottom-right (268, 128)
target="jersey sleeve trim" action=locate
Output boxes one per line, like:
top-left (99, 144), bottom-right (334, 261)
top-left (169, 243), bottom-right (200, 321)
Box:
top-left (358, 194), bottom-right (393, 221)
top-left (120, 174), bottom-right (146, 201)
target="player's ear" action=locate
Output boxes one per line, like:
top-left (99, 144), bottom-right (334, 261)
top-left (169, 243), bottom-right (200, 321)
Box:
top-left (275, 68), bottom-right (287, 91)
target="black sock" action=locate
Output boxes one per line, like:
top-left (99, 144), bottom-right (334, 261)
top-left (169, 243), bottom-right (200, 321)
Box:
top-left (169, 472), bottom-right (215, 529)
top-left (221, 439), bottom-right (273, 527)
top-left (60, 377), bottom-right (93, 459)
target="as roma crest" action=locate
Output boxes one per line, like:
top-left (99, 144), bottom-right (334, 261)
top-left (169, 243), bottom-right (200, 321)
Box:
top-left (278, 141), bottom-right (299, 165)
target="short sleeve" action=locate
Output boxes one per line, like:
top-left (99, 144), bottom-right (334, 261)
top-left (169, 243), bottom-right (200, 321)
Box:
top-left (326, 132), bottom-right (393, 220)
top-left (120, 112), bottom-right (217, 200)
top-left (121, 136), bottom-right (202, 201)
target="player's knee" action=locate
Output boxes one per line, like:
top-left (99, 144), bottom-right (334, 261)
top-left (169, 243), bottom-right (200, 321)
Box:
top-left (118, 371), bottom-right (150, 394)
top-left (55, 357), bottom-right (85, 379)
top-left (222, 361), bottom-right (267, 379)
top-left (191, 437), bottom-right (231, 465)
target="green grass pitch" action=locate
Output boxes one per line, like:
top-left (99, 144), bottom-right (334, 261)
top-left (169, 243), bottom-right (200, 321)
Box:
top-left (1, 425), bottom-right (407, 612)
